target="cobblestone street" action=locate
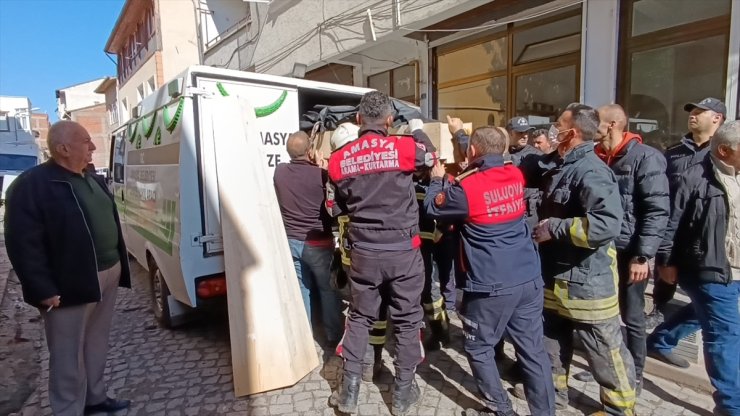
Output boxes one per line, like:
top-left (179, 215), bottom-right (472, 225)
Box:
top-left (1, 251), bottom-right (717, 416)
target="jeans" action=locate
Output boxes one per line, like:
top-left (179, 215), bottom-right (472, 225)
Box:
top-left (647, 304), bottom-right (700, 353)
top-left (681, 279), bottom-right (740, 413)
top-left (289, 239), bottom-right (343, 343)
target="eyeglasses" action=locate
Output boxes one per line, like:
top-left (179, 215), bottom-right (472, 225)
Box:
top-left (547, 125), bottom-right (574, 142)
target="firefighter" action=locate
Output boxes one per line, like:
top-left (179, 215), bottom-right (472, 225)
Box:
top-left (424, 126), bottom-right (555, 416)
top-left (328, 123), bottom-right (387, 383)
top-left (326, 91), bottom-right (436, 416)
top-left (524, 103), bottom-right (636, 415)
top-left (415, 172), bottom-right (451, 351)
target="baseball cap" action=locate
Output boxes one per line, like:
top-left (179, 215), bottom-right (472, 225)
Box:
top-left (684, 97), bottom-right (726, 118)
top-left (330, 123), bottom-right (360, 151)
top-left (506, 116), bottom-right (534, 133)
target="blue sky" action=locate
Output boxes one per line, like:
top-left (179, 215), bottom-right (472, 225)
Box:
top-left (0, 0), bottom-right (125, 121)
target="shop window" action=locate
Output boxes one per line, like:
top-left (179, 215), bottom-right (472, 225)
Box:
top-left (435, 8), bottom-right (581, 126)
top-left (514, 65), bottom-right (577, 126)
top-left (438, 36), bottom-right (507, 84)
top-left (367, 63), bottom-right (418, 104)
top-left (619, 0), bottom-right (730, 149)
top-left (631, 0), bottom-right (730, 37)
top-left (305, 63), bottom-right (354, 86)
top-left (438, 77), bottom-right (507, 128)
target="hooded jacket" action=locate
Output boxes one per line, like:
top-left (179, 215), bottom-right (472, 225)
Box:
top-left (595, 132), bottom-right (670, 257)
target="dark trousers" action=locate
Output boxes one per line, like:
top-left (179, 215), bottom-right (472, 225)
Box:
top-left (652, 277), bottom-right (677, 311)
top-left (617, 251), bottom-right (648, 380)
top-left (341, 247), bottom-right (425, 382)
top-left (544, 312), bottom-right (636, 415)
top-left (421, 241), bottom-right (447, 323)
top-left (461, 280), bottom-right (555, 416)
top-left (432, 233), bottom-right (459, 311)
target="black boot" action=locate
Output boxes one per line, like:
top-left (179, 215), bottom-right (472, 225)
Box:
top-left (423, 318), bottom-right (451, 351)
top-left (391, 378), bottom-right (421, 415)
top-left (329, 371), bottom-right (361, 414)
top-left (361, 344), bottom-right (383, 382)
top-left (463, 408), bottom-right (520, 416)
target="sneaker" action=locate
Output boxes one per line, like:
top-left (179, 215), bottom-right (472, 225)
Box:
top-left (573, 371), bottom-right (595, 382)
top-left (647, 349), bottom-right (690, 368)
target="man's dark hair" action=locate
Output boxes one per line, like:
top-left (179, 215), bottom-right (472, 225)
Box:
top-left (358, 90), bottom-right (393, 121)
top-left (470, 126), bottom-right (507, 155)
top-left (531, 128), bottom-right (548, 139)
top-left (565, 103), bottom-right (600, 141)
top-left (286, 131), bottom-right (310, 159)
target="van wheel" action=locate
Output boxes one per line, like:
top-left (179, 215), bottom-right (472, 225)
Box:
top-left (148, 258), bottom-right (173, 328)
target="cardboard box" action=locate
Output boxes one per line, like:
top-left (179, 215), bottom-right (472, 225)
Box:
top-left (311, 121), bottom-right (472, 163)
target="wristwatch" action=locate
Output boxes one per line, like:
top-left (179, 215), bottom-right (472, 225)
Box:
top-left (635, 256), bottom-right (649, 264)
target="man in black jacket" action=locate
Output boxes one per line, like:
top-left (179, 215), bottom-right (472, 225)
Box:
top-left (4, 121), bottom-right (131, 416)
top-left (646, 98), bottom-right (726, 330)
top-left (571, 104), bottom-right (669, 393)
top-left (653, 120), bottom-right (740, 414)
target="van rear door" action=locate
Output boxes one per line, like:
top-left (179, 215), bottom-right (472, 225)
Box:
top-left (194, 77), bottom-right (299, 254)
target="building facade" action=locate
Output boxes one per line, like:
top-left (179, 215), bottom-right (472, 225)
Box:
top-left (105, 0), bottom-right (200, 124)
top-left (199, 0), bottom-right (739, 150)
top-left (55, 78), bottom-right (107, 120)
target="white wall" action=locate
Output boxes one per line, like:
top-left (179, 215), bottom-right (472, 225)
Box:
top-left (159, 0), bottom-right (201, 80)
top-left (118, 54), bottom-right (159, 123)
top-left (56, 79), bottom-right (107, 119)
top-left (198, 0), bottom-right (249, 49)
top-left (580, 0), bottom-right (619, 107)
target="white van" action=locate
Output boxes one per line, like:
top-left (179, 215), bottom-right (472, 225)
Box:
top-left (110, 65), bottom-right (377, 327)
top-left (0, 141), bottom-right (41, 203)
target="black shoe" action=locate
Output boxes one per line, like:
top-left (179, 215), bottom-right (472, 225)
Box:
top-left (329, 372), bottom-right (361, 414)
top-left (84, 397), bottom-right (131, 414)
top-left (463, 408), bottom-right (520, 416)
top-left (573, 370), bottom-right (595, 382)
top-left (424, 319), bottom-right (450, 352)
top-left (391, 378), bottom-right (421, 416)
top-left (647, 348), bottom-right (690, 368)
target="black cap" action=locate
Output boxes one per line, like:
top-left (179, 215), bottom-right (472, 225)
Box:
top-left (506, 116), bottom-right (534, 133)
top-left (684, 97), bottom-right (726, 117)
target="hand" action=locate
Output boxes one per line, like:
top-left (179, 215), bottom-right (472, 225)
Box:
top-left (314, 151), bottom-right (328, 169)
top-left (408, 119), bottom-right (424, 132)
top-left (40, 295), bottom-right (61, 309)
top-left (446, 115), bottom-right (464, 135)
top-left (628, 258), bottom-right (650, 284)
top-left (431, 160), bottom-right (446, 179)
top-left (532, 219), bottom-right (552, 243)
top-left (657, 265), bottom-right (678, 285)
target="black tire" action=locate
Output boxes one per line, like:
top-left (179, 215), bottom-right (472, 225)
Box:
top-left (148, 257), bottom-right (173, 328)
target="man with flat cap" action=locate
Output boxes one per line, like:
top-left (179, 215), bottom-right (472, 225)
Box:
top-left (647, 97), bottom-right (726, 367)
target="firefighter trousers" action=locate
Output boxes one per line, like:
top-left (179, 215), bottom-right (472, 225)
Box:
top-left (341, 247), bottom-right (425, 382)
top-left (460, 279), bottom-right (556, 416)
top-left (544, 312), bottom-right (636, 415)
top-left (421, 241), bottom-right (448, 326)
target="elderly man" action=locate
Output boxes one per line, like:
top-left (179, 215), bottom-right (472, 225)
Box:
top-left (5, 120), bottom-right (131, 415)
top-left (273, 131), bottom-right (343, 347)
top-left (654, 120), bottom-right (740, 414)
top-left (525, 104), bottom-right (636, 415)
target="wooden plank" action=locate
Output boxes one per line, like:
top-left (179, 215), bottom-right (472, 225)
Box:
top-left (210, 96), bottom-right (319, 396)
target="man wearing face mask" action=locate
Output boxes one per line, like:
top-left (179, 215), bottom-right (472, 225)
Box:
top-left (570, 104), bottom-right (669, 394)
top-left (523, 104), bottom-right (636, 415)
top-left (425, 126), bottom-right (555, 416)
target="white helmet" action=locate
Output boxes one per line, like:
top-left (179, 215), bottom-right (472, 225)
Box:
top-left (330, 123), bottom-right (360, 151)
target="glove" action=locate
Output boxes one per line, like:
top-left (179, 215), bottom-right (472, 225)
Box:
top-left (408, 119), bottom-right (424, 132)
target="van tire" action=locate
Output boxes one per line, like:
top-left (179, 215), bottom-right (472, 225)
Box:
top-left (148, 257), bottom-right (173, 328)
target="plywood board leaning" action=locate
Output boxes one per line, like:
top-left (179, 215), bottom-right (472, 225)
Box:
top-left (210, 96), bottom-right (319, 396)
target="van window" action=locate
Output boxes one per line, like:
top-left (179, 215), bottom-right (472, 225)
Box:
top-left (113, 133), bottom-right (126, 183)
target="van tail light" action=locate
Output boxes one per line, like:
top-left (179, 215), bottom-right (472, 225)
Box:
top-left (196, 275), bottom-right (227, 298)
